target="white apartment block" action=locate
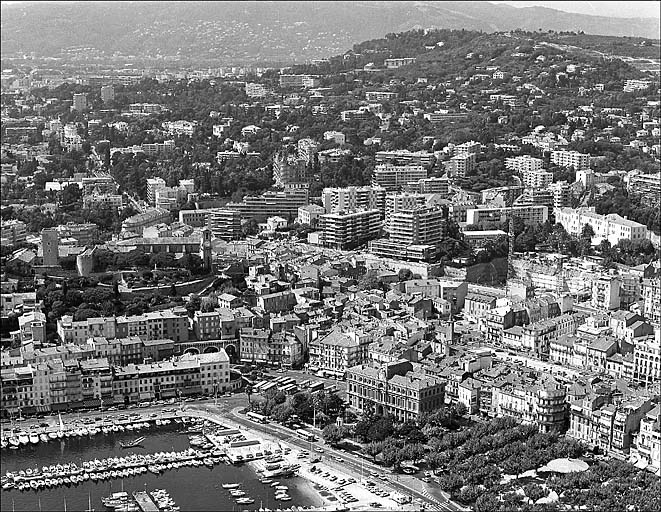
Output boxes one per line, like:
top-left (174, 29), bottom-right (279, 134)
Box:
top-left (555, 207), bottom-right (648, 245)
top-left (506, 155), bottom-right (544, 173)
top-left (551, 150), bottom-right (590, 170)
top-left (522, 169), bottom-right (554, 189)
top-left (323, 131), bottom-right (346, 145)
top-left (162, 120), bottom-right (197, 136)
top-left (321, 186), bottom-right (386, 214)
top-left (642, 278), bottom-right (660, 327)
top-left (372, 164), bottom-right (427, 191)
top-left (465, 205), bottom-right (549, 228)
top-left (245, 82), bottom-right (268, 98)
top-left (454, 140), bottom-right (482, 155)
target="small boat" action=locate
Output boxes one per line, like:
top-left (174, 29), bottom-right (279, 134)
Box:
top-left (48, 432), bottom-right (58, 440)
top-left (222, 483), bottom-right (240, 489)
top-left (40, 434), bottom-right (49, 443)
top-left (236, 498), bottom-right (255, 504)
top-left (120, 437), bottom-right (146, 449)
top-left (9, 437), bottom-right (20, 447)
top-left (230, 490), bottom-right (246, 497)
top-left (275, 485), bottom-right (288, 491)
top-left (270, 481), bottom-right (281, 487)
top-left (277, 494), bottom-right (291, 501)
top-left (261, 478), bottom-right (273, 484)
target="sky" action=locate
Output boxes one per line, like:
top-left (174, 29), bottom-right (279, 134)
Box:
top-left (492, 1), bottom-right (661, 19)
top-left (1, 0), bottom-right (660, 19)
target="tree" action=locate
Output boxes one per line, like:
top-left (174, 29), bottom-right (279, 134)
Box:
top-left (169, 283), bottom-right (177, 297)
top-left (322, 424), bottom-right (350, 446)
top-left (270, 402), bottom-right (295, 424)
top-left (398, 268), bottom-right (413, 281)
top-left (245, 385), bottom-right (253, 404)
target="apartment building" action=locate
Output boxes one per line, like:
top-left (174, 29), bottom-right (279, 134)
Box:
top-left (372, 164), bottom-right (428, 191)
top-left (522, 169), bottom-right (554, 189)
top-left (297, 138), bottom-right (318, 163)
top-left (2, 350), bottom-right (231, 414)
top-left (568, 394), bottom-right (655, 458)
top-left (297, 205), bottom-right (325, 227)
top-left (632, 334), bottom-right (661, 386)
top-left (347, 360), bottom-right (445, 422)
top-left (384, 193), bottom-right (427, 229)
top-left (208, 208), bottom-right (242, 240)
top-left (162, 120), bottom-right (197, 136)
top-left (465, 205), bottom-right (549, 228)
top-left (279, 74), bottom-right (320, 88)
top-left (389, 207), bottom-right (444, 246)
top-left (100, 85), bottom-right (114, 103)
top-left (404, 176), bottom-right (450, 196)
top-left (121, 208), bottom-right (170, 234)
top-left (502, 313), bottom-right (583, 358)
top-left (225, 185), bottom-right (309, 222)
top-left (505, 155), bottom-right (544, 173)
top-left (322, 186), bottom-right (386, 214)
top-left (384, 58), bottom-right (417, 69)
top-left (57, 308), bottom-right (189, 345)
top-left (365, 91), bottom-right (398, 101)
top-left (491, 376), bottom-right (566, 432)
top-left (642, 278), bottom-right (660, 327)
top-left (551, 150), bottom-right (591, 170)
top-left (375, 150), bottom-right (435, 168)
top-left (72, 93), bottom-right (87, 111)
top-left (245, 82), bottom-right (268, 98)
top-left (319, 209), bottom-right (381, 250)
top-left (445, 153), bottom-right (476, 178)
top-left (634, 405), bottom-right (661, 471)
top-left (308, 329), bottom-right (372, 378)
top-left (591, 276), bottom-right (622, 311)
top-left (555, 207), bottom-right (648, 245)
top-left (1, 219), bottom-right (27, 246)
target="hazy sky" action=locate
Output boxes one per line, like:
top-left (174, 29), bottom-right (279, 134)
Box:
top-left (492, 1), bottom-right (660, 19)
top-left (1, 0), bottom-right (660, 19)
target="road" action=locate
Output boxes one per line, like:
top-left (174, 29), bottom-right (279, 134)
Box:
top-left (4, 394), bottom-right (465, 511)
top-left (185, 401), bottom-right (465, 512)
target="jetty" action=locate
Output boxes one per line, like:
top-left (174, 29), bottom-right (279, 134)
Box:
top-left (133, 491), bottom-right (159, 512)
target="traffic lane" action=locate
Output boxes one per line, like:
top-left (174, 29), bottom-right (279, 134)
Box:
top-left (224, 407), bottom-right (456, 511)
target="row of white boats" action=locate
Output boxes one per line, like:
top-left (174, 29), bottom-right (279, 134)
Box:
top-left (1, 447), bottom-right (224, 492)
top-left (222, 480), bottom-right (293, 505)
top-left (0, 420), bottom-right (168, 450)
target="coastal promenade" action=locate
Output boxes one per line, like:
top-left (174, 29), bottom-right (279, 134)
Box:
top-left (184, 402), bottom-right (466, 512)
top-left (2, 396), bottom-right (466, 511)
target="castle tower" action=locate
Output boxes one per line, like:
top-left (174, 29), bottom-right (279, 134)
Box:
top-left (41, 228), bottom-right (59, 267)
top-left (200, 228), bottom-right (212, 271)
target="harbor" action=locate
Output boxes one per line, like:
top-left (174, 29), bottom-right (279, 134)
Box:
top-left (0, 414), bottom-right (324, 511)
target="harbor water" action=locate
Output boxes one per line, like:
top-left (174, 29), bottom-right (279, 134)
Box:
top-left (1, 423), bottom-right (319, 511)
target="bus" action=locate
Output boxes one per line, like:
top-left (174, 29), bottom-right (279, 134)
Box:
top-left (247, 412), bottom-right (269, 424)
top-left (296, 429), bottom-right (317, 442)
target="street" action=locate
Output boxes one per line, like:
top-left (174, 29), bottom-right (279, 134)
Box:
top-left (186, 401), bottom-right (465, 512)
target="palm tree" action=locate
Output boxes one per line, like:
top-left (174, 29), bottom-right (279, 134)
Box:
top-left (245, 385), bottom-right (253, 404)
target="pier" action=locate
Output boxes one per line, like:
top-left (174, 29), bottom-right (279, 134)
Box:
top-left (133, 491), bottom-right (159, 512)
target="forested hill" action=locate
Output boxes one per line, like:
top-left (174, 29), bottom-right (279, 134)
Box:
top-left (288, 29), bottom-right (651, 83)
top-left (1, 1), bottom-right (659, 64)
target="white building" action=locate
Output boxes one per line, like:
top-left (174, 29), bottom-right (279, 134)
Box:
top-left (551, 151), bottom-right (590, 170)
top-left (555, 207), bottom-right (648, 245)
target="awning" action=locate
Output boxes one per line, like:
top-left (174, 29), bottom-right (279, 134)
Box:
top-left (635, 458), bottom-right (649, 470)
top-left (102, 398), bottom-right (114, 406)
top-left (51, 403), bottom-right (69, 411)
top-left (69, 401), bottom-right (85, 409)
top-left (83, 398), bottom-right (101, 407)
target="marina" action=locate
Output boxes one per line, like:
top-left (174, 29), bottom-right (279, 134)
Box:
top-left (0, 416), bottom-right (322, 511)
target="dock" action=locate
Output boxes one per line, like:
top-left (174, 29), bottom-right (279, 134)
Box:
top-left (133, 491), bottom-right (159, 512)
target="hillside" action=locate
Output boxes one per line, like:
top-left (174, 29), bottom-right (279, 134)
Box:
top-left (1, 1), bottom-right (659, 64)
